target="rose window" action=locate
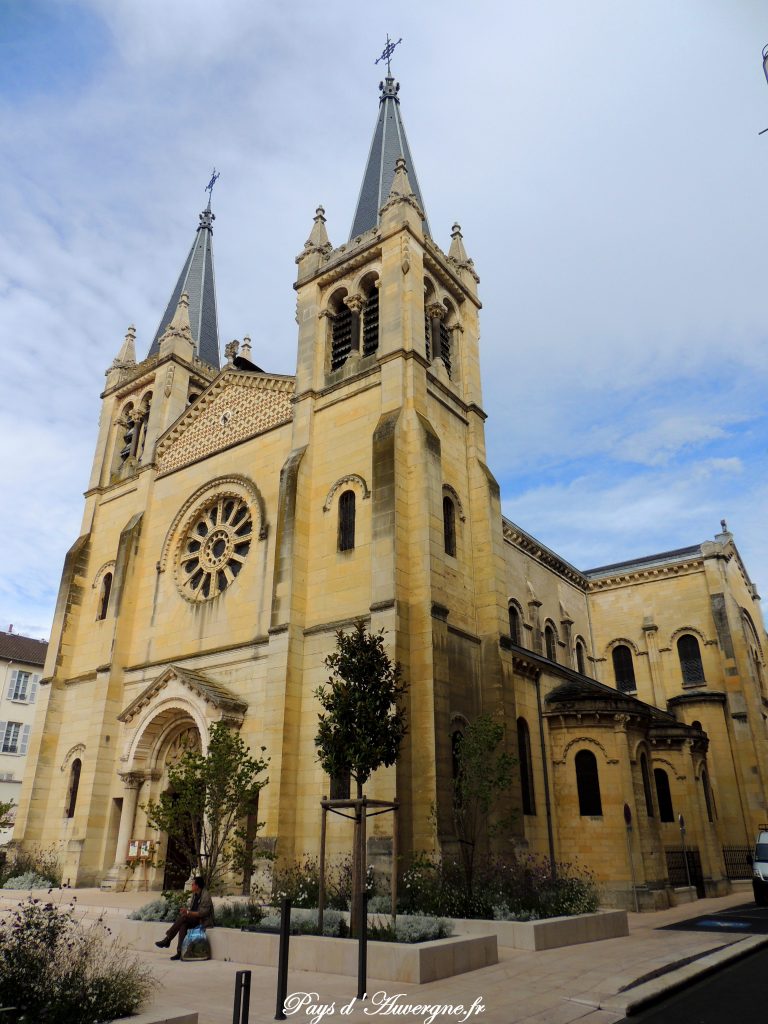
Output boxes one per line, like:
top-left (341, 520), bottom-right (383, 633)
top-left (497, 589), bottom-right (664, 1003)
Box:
top-left (178, 496), bottom-right (252, 601)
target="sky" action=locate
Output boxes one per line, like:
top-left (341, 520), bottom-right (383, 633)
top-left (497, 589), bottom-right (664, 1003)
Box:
top-left (1, 0), bottom-right (767, 639)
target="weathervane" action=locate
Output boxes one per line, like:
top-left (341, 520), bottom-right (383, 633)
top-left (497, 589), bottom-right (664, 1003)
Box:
top-left (376, 34), bottom-right (402, 76)
top-left (205, 168), bottom-right (220, 202)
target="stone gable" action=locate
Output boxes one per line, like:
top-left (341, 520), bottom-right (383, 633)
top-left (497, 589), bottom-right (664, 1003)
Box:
top-left (155, 371), bottom-right (294, 475)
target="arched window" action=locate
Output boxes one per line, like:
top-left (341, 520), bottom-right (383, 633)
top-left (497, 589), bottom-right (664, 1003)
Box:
top-left (678, 635), bottom-right (705, 685)
top-left (331, 303), bottom-right (353, 371)
top-left (517, 717), bottom-right (536, 815)
top-left (575, 749), bottom-right (602, 816)
top-left (654, 768), bottom-right (674, 822)
top-left (576, 639), bottom-right (586, 675)
top-left (338, 490), bottom-right (356, 551)
top-left (98, 572), bottom-right (112, 621)
top-left (67, 758), bottom-right (82, 819)
top-left (701, 769), bottom-right (715, 822)
top-left (443, 496), bottom-right (456, 557)
top-left (640, 753), bottom-right (654, 817)
top-left (508, 604), bottom-right (521, 645)
top-left (612, 645), bottom-right (636, 692)
top-left (545, 624), bottom-right (557, 662)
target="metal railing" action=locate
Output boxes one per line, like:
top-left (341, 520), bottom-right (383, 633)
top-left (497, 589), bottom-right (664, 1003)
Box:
top-left (722, 845), bottom-right (753, 880)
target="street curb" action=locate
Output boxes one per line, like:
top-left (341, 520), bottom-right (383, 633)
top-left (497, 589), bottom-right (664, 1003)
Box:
top-left (601, 934), bottom-right (768, 1016)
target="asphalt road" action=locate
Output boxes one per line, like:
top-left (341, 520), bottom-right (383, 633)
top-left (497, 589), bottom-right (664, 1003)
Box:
top-left (618, 902), bottom-right (768, 1024)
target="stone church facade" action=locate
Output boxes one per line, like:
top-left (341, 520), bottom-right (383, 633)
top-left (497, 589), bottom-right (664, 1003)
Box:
top-left (14, 72), bottom-right (768, 908)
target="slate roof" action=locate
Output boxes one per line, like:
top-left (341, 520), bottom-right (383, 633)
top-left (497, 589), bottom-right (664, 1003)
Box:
top-left (584, 545), bottom-right (702, 578)
top-left (0, 630), bottom-right (48, 666)
top-left (147, 205), bottom-right (220, 369)
top-left (349, 75), bottom-right (430, 239)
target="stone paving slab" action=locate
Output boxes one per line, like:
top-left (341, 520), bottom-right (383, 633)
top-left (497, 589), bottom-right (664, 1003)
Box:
top-left (0, 889), bottom-right (761, 1023)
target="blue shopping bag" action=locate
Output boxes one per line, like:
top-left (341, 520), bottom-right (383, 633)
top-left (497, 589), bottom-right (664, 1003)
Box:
top-left (181, 925), bottom-right (211, 961)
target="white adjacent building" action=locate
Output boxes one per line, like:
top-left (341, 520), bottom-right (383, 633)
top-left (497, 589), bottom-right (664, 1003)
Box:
top-left (0, 629), bottom-right (47, 843)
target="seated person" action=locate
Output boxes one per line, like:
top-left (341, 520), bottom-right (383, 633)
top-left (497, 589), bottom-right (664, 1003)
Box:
top-left (155, 875), bottom-right (214, 960)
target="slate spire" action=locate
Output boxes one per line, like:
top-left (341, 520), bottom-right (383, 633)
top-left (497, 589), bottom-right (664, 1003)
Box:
top-left (147, 199), bottom-right (220, 368)
top-left (349, 74), bottom-right (430, 239)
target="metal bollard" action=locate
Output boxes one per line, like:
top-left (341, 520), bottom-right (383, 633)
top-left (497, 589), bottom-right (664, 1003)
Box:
top-left (233, 970), bottom-right (251, 1024)
top-left (274, 897), bottom-right (292, 1020)
top-left (357, 890), bottom-right (368, 1001)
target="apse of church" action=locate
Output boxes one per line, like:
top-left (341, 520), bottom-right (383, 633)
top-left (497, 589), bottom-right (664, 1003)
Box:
top-left (14, 69), bottom-right (768, 909)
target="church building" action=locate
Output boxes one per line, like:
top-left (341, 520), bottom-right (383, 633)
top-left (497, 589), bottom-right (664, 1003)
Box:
top-left (14, 69), bottom-right (768, 908)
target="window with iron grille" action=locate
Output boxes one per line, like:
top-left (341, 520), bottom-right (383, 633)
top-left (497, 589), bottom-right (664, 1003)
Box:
top-left (654, 767), bottom-right (674, 821)
top-left (575, 749), bottom-right (602, 816)
top-left (331, 306), bottom-right (353, 371)
top-left (678, 634), bottom-right (705, 685)
top-left (612, 644), bottom-right (636, 692)
top-left (338, 490), bottom-right (356, 552)
top-left (517, 717), bottom-right (536, 815)
top-left (362, 291), bottom-right (379, 356)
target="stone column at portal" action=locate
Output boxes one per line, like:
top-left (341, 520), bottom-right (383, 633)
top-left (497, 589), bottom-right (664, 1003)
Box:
top-left (110, 772), bottom-right (145, 874)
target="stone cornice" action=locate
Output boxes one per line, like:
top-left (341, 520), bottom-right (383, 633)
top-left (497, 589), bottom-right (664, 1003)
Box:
top-left (501, 519), bottom-right (586, 588)
top-left (586, 556), bottom-right (704, 591)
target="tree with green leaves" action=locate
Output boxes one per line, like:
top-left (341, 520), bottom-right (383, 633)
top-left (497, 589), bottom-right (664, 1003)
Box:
top-left (452, 712), bottom-right (516, 898)
top-left (314, 621), bottom-right (407, 928)
top-left (143, 721), bottom-right (268, 891)
top-left (0, 800), bottom-right (15, 832)
top-left (314, 621), bottom-right (408, 800)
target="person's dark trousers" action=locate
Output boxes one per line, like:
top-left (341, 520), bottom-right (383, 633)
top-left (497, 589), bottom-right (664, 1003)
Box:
top-left (164, 915), bottom-right (191, 953)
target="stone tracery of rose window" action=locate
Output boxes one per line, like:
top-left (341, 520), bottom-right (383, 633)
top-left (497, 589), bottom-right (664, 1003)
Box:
top-left (177, 495), bottom-right (252, 601)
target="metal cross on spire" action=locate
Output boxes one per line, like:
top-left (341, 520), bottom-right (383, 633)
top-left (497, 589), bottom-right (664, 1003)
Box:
top-left (205, 168), bottom-right (220, 208)
top-left (375, 34), bottom-right (402, 75)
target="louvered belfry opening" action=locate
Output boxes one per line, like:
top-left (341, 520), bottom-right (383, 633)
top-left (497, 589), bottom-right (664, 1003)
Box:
top-left (439, 322), bottom-right (452, 378)
top-left (424, 312), bottom-right (431, 361)
top-left (362, 289), bottom-right (379, 356)
top-left (331, 305), bottom-right (353, 371)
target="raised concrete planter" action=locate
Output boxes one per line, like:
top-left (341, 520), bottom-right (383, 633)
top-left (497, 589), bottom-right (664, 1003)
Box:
top-left (113, 1011), bottom-right (197, 1024)
top-left (447, 909), bottom-right (628, 951)
top-left (113, 919), bottom-right (497, 984)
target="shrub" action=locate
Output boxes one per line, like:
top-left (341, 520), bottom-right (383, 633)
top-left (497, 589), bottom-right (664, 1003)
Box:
top-left (0, 897), bottom-right (156, 1023)
top-left (257, 907), bottom-right (348, 937)
top-left (0, 843), bottom-right (62, 887)
top-left (2, 871), bottom-right (55, 889)
top-left (216, 900), bottom-right (264, 929)
top-left (367, 914), bottom-right (453, 943)
top-left (270, 854), bottom-right (376, 911)
top-left (128, 890), bottom-right (188, 923)
top-left (399, 853), bottom-right (598, 920)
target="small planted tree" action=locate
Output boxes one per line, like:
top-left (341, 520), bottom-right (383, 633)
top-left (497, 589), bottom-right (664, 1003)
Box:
top-left (144, 721), bottom-right (268, 891)
top-left (452, 712), bottom-right (516, 901)
top-left (314, 621), bottom-right (407, 927)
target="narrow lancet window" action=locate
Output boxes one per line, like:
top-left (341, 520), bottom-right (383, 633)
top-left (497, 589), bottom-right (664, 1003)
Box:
top-left (443, 496), bottom-right (456, 556)
top-left (338, 490), bottom-right (356, 551)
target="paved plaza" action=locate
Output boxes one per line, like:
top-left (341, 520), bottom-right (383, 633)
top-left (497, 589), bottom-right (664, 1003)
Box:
top-left (3, 888), bottom-right (766, 1023)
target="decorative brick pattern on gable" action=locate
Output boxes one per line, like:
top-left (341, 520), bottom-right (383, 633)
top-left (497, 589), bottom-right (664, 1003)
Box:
top-left (156, 373), bottom-right (294, 475)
